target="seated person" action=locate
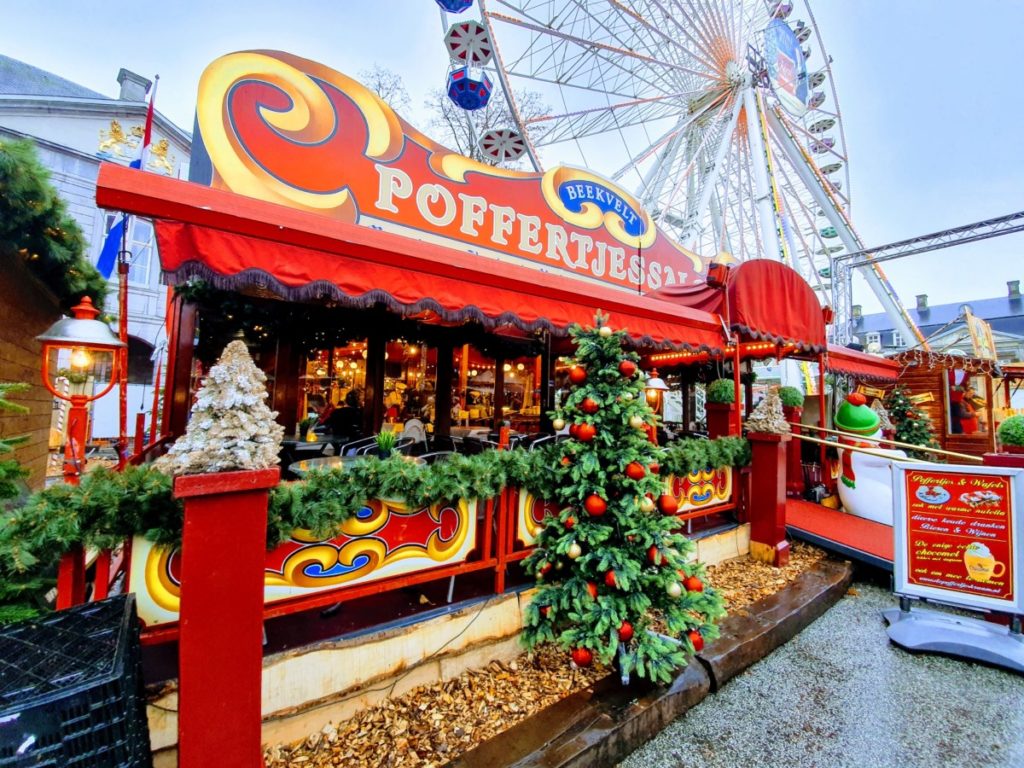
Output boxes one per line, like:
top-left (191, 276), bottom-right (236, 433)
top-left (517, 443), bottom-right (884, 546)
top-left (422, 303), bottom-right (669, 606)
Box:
top-left (307, 394), bottom-right (337, 434)
top-left (333, 389), bottom-right (364, 440)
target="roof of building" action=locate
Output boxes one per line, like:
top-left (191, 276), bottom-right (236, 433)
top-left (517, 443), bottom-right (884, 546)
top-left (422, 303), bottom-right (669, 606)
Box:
top-left (0, 54), bottom-right (109, 100)
top-left (857, 294), bottom-right (1024, 335)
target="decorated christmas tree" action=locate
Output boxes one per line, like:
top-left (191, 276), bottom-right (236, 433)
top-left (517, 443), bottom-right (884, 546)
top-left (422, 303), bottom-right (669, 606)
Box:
top-left (884, 386), bottom-right (938, 459)
top-left (521, 315), bottom-right (726, 683)
top-left (156, 340), bottom-right (285, 475)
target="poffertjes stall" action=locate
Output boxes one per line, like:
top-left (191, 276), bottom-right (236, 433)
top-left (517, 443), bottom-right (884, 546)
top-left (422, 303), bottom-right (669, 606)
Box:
top-left (94, 50), bottom-right (757, 639)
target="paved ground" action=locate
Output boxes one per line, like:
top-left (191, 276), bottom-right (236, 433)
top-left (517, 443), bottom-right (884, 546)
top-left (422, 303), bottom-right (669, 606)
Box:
top-left (620, 583), bottom-right (1024, 768)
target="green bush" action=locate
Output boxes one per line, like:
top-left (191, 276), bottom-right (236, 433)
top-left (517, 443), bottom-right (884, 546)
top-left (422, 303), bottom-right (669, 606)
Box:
top-left (778, 386), bottom-right (804, 408)
top-left (998, 414), bottom-right (1024, 447)
top-left (705, 378), bottom-right (736, 404)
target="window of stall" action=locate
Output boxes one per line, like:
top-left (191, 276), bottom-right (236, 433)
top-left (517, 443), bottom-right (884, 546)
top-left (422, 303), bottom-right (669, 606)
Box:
top-left (502, 354), bottom-right (543, 432)
top-left (452, 345), bottom-right (497, 429)
top-left (301, 339), bottom-right (369, 423)
top-left (384, 340), bottom-right (438, 430)
top-left (946, 371), bottom-right (989, 436)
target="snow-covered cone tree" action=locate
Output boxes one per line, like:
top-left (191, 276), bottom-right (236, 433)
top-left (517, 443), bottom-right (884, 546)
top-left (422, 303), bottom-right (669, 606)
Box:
top-left (521, 314), bottom-right (726, 683)
top-left (744, 386), bottom-right (791, 435)
top-left (871, 397), bottom-right (895, 433)
top-left (155, 340), bottom-right (284, 475)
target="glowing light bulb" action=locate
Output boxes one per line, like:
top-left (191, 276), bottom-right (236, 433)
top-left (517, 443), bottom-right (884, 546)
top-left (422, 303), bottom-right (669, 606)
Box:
top-left (70, 347), bottom-right (91, 369)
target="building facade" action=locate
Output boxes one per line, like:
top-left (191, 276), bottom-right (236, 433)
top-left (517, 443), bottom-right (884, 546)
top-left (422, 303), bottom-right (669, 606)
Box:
top-left (853, 280), bottom-right (1024, 362)
top-left (0, 54), bottom-right (191, 438)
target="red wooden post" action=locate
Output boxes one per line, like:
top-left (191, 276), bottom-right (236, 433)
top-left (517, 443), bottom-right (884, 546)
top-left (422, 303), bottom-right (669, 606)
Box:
top-left (174, 468), bottom-right (279, 768)
top-left (747, 432), bottom-right (790, 567)
top-left (705, 402), bottom-right (739, 439)
top-left (783, 405), bottom-right (804, 498)
top-left (56, 546), bottom-right (86, 609)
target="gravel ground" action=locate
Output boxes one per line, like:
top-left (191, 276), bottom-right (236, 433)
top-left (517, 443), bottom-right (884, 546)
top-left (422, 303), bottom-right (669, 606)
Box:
top-left (620, 583), bottom-right (1024, 768)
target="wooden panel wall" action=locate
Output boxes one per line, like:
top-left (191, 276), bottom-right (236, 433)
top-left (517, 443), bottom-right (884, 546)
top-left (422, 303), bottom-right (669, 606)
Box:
top-left (0, 253), bottom-right (62, 490)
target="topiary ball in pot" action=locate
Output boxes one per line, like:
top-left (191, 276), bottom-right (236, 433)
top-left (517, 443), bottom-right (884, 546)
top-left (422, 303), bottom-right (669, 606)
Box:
top-left (705, 378), bottom-right (736, 404)
top-left (778, 386), bottom-right (804, 409)
top-left (997, 414), bottom-right (1024, 453)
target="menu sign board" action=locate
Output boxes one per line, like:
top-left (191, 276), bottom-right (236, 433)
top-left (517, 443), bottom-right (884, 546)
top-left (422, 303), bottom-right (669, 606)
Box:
top-left (893, 464), bottom-right (1023, 613)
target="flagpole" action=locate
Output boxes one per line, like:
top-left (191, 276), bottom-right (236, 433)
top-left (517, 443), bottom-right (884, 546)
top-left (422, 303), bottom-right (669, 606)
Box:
top-left (116, 73), bottom-right (159, 469)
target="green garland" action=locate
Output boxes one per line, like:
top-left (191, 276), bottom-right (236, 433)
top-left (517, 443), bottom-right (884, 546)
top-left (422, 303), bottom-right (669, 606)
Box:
top-left (0, 139), bottom-right (107, 310)
top-left (0, 438), bottom-right (748, 622)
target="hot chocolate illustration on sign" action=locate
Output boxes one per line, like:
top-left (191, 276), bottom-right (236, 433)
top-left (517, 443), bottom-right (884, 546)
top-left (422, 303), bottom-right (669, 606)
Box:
top-left (963, 542), bottom-right (1006, 583)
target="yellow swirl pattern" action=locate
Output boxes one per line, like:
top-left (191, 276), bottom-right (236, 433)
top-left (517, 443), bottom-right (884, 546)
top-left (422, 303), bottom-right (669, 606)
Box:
top-left (197, 50), bottom-right (403, 214)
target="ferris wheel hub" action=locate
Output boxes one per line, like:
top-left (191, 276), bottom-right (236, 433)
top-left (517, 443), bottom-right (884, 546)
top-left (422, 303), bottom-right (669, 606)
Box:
top-left (725, 60), bottom-right (746, 87)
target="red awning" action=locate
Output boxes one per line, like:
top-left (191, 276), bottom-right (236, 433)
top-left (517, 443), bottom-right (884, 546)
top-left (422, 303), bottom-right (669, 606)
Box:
top-left (96, 164), bottom-right (726, 352)
top-left (826, 344), bottom-right (900, 383)
top-left (647, 259), bottom-right (827, 352)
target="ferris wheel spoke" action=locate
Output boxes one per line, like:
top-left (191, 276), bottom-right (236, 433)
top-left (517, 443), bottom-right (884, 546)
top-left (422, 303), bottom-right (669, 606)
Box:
top-left (607, 0), bottom-right (721, 73)
top-left (486, 9), bottom-right (720, 84)
top-left (656, 96), bottom-right (733, 221)
top-left (683, 0), bottom-right (736, 64)
top-left (649, 0), bottom-right (729, 70)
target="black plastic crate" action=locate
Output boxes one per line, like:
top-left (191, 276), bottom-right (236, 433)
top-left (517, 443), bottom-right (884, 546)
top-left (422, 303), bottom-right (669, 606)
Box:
top-left (0, 594), bottom-right (151, 767)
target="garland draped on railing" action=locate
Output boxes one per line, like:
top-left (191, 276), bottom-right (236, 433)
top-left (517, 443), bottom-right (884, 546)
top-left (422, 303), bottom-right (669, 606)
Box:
top-left (0, 438), bottom-right (749, 621)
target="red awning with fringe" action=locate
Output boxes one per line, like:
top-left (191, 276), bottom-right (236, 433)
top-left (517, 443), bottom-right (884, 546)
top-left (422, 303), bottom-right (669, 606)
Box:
top-left (826, 344), bottom-right (900, 383)
top-left (647, 259), bottom-right (827, 352)
top-left (97, 164), bottom-right (726, 351)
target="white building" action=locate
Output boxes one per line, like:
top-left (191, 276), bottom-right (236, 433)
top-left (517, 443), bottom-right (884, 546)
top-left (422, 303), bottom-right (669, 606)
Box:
top-left (0, 54), bottom-right (191, 438)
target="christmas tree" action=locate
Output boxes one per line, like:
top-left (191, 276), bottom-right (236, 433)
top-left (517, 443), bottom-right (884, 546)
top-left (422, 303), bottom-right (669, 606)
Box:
top-left (156, 340), bottom-right (285, 475)
top-left (884, 386), bottom-right (938, 459)
top-left (521, 315), bottom-right (726, 683)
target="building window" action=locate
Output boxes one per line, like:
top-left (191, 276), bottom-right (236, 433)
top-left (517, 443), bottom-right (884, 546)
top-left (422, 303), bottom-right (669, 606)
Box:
top-left (892, 331), bottom-right (906, 348)
top-left (865, 332), bottom-right (881, 347)
top-left (102, 214), bottom-right (155, 286)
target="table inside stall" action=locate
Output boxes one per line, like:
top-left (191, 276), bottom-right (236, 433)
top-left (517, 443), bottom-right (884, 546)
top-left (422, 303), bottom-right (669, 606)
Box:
top-left (288, 454), bottom-right (425, 477)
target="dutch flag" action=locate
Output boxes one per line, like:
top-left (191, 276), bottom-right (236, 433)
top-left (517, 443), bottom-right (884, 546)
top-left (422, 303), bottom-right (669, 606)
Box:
top-left (97, 75), bottom-right (158, 279)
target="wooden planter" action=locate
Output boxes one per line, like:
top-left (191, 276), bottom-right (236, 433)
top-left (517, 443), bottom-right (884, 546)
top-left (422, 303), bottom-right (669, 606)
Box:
top-left (705, 402), bottom-right (739, 439)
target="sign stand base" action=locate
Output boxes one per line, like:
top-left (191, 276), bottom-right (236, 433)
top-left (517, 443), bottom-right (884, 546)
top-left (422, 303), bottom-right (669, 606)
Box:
top-left (883, 604), bottom-right (1024, 674)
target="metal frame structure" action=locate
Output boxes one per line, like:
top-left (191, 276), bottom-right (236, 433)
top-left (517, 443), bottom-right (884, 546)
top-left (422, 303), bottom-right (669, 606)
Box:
top-left (830, 210), bottom-right (1024, 344)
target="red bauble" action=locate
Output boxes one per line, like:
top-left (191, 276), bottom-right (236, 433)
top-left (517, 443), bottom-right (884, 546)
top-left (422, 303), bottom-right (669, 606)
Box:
top-left (684, 575), bottom-right (704, 593)
top-left (649, 462), bottom-right (660, 475)
top-left (564, 515), bottom-right (576, 530)
top-left (604, 570), bottom-right (617, 588)
top-left (618, 621), bottom-right (634, 642)
top-left (539, 561), bottom-right (552, 577)
top-left (584, 494), bottom-right (607, 516)
top-left (575, 422), bottom-right (597, 442)
top-left (540, 605), bottom-right (551, 618)
top-left (571, 647), bottom-right (593, 667)
top-left (586, 581), bottom-right (599, 599)
top-left (569, 423), bottom-right (580, 438)
top-left (560, 456), bottom-right (572, 467)
top-left (688, 630), bottom-right (705, 652)
top-left (618, 360), bottom-right (638, 378)
top-left (658, 494), bottom-right (679, 515)
top-left (624, 461), bottom-right (646, 480)
top-left (581, 397), bottom-right (600, 415)
top-left (648, 545), bottom-right (664, 565)
top-left (569, 366), bottom-right (588, 385)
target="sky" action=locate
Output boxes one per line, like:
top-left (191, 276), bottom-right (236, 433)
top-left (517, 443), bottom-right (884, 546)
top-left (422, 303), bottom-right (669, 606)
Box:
top-left (4, 0), bottom-right (1023, 320)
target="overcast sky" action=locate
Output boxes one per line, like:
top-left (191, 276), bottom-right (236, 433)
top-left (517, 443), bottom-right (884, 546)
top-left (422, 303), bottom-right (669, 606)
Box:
top-left (4, 1), bottom-right (1022, 318)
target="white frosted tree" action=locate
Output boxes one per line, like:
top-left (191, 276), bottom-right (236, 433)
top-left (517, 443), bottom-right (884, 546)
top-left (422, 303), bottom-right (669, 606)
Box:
top-left (156, 340), bottom-right (284, 475)
top-left (744, 387), bottom-right (791, 435)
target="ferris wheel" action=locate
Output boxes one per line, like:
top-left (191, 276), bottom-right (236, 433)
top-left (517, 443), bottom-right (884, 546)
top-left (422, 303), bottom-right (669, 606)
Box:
top-left (432, 0), bottom-right (919, 344)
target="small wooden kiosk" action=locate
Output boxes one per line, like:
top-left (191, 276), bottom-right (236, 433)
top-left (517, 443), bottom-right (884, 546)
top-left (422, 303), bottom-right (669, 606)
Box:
top-left (889, 350), bottom-right (1004, 461)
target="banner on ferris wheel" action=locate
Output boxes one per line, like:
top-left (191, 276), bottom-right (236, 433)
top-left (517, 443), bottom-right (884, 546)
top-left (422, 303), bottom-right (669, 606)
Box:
top-left (764, 19), bottom-right (810, 117)
top-left (190, 50), bottom-right (709, 294)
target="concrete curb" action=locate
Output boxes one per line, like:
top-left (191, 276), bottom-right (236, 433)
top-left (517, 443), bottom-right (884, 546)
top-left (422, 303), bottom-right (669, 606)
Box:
top-left (451, 558), bottom-right (855, 768)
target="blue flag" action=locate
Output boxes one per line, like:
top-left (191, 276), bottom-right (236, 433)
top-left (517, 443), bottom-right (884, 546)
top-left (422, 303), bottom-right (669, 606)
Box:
top-left (96, 215), bottom-right (126, 279)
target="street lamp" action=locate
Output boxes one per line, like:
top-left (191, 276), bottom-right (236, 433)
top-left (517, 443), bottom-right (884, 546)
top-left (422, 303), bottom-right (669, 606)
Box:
top-left (37, 296), bottom-right (125, 485)
top-left (644, 368), bottom-right (669, 414)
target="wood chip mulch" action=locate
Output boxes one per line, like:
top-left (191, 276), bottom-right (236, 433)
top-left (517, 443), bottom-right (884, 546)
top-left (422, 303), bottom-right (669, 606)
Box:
top-left (705, 540), bottom-right (828, 617)
top-left (263, 542), bottom-right (830, 767)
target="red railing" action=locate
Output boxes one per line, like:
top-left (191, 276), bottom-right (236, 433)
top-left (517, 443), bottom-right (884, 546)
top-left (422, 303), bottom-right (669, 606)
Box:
top-left (63, 467), bottom-right (740, 643)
